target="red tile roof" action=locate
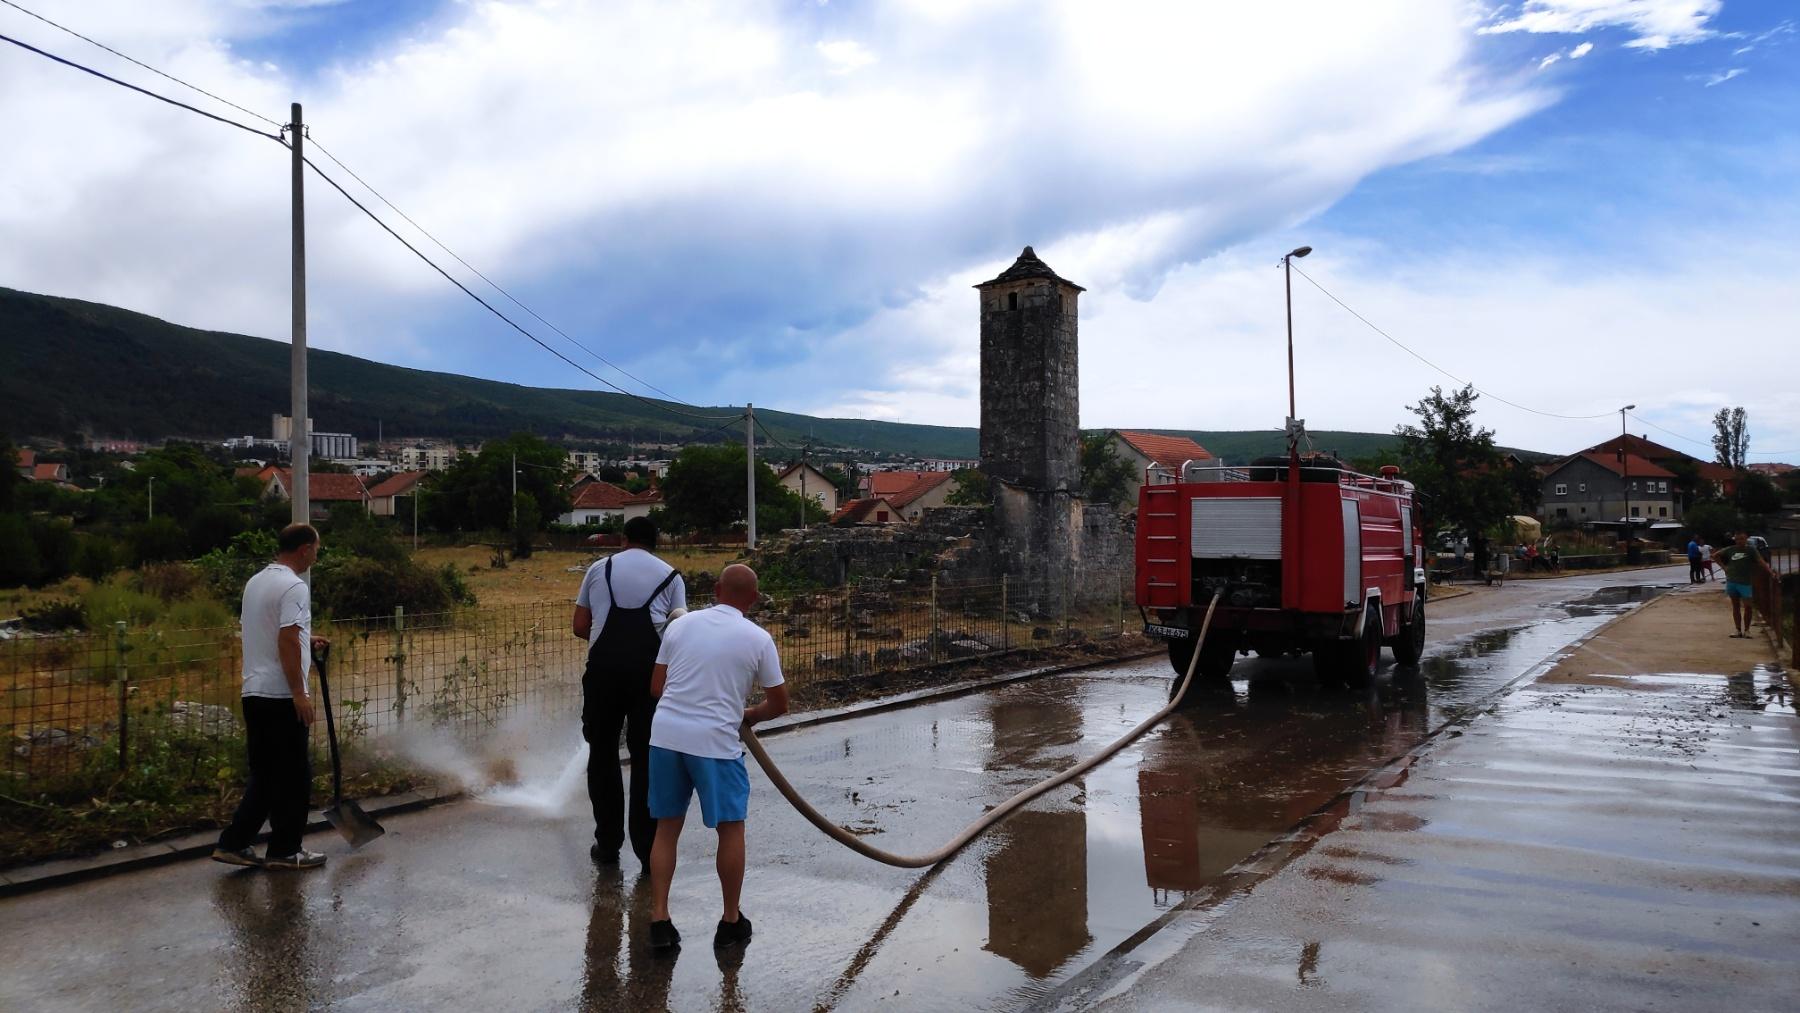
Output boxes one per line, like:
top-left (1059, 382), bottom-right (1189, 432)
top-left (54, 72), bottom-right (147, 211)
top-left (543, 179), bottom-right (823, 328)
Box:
top-left (16, 449), bottom-right (36, 470)
top-left (367, 470), bottom-right (428, 498)
top-left (570, 481), bottom-right (640, 510)
top-left (273, 469), bottom-right (368, 501)
top-left (829, 497), bottom-right (899, 525)
top-left (1568, 452), bottom-right (1676, 480)
top-left (886, 471), bottom-right (953, 510)
top-left (30, 462), bottom-right (66, 481)
top-left (867, 470), bottom-right (934, 497)
top-left (1112, 431), bottom-right (1212, 469)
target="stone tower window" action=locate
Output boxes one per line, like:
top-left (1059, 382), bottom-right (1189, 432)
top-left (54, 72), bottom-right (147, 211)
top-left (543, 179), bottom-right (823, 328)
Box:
top-left (1008, 291), bottom-right (1019, 311)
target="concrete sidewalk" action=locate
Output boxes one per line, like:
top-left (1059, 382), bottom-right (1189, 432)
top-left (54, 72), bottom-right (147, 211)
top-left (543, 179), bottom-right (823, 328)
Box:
top-left (1072, 587), bottom-right (1797, 1012)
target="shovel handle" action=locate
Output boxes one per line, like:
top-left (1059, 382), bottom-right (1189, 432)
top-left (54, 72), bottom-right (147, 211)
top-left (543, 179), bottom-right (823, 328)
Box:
top-left (312, 646), bottom-right (345, 803)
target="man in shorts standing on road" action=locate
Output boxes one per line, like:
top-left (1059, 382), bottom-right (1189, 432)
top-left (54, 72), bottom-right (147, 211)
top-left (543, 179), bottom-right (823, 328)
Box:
top-left (1713, 531), bottom-right (1774, 639)
top-left (644, 564), bottom-right (789, 953)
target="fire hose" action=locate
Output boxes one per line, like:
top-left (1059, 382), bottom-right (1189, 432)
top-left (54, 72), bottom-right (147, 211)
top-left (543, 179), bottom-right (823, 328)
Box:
top-left (738, 590), bottom-right (1224, 868)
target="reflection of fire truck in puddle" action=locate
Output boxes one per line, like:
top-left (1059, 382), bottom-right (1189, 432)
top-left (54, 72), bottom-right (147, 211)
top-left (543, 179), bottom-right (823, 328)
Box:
top-left (1135, 453), bottom-right (1426, 698)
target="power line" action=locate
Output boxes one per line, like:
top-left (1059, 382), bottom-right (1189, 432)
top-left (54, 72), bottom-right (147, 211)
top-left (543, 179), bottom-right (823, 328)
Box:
top-left (1289, 263), bottom-right (1616, 421)
top-left (306, 133), bottom-right (707, 409)
top-left (1626, 413), bottom-right (1799, 458)
top-left (0, 23), bottom-right (739, 427)
top-left (0, 0), bottom-right (283, 127)
top-left (0, 30), bottom-right (278, 141)
top-left (299, 153), bottom-right (743, 424)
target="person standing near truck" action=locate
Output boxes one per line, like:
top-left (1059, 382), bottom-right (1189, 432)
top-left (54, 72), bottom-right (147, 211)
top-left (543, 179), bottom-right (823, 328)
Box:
top-left (574, 516), bottom-right (686, 869)
top-left (1713, 531), bottom-right (1774, 639)
top-left (213, 523), bottom-right (331, 871)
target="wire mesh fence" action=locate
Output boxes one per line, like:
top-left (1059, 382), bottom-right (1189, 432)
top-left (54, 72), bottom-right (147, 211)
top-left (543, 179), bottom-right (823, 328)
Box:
top-left (2, 571), bottom-right (1138, 790)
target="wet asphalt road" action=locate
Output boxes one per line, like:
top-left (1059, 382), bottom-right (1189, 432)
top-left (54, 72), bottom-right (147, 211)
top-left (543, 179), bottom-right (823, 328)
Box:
top-left (0, 567), bottom-right (1685, 1011)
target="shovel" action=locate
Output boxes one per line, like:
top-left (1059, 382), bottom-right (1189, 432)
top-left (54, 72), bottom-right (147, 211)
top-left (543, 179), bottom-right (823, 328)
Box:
top-left (314, 644), bottom-right (386, 849)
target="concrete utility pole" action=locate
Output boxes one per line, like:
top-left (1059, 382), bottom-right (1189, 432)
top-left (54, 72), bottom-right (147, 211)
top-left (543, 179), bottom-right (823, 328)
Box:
top-left (288, 102), bottom-right (310, 535)
top-left (147, 476), bottom-right (155, 521)
top-left (800, 440), bottom-right (809, 533)
top-left (746, 404), bottom-right (757, 549)
top-left (511, 451), bottom-right (518, 528)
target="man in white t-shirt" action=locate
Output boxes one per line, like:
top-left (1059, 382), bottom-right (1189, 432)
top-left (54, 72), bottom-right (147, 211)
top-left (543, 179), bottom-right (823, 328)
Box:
top-left (572, 516), bottom-right (686, 868)
top-left (214, 523), bottom-right (331, 871)
top-left (644, 564), bottom-right (788, 952)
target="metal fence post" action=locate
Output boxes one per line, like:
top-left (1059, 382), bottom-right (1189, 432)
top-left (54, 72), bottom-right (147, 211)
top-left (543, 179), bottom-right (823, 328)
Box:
top-left (843, 589), bottom-right (852, 673)
top-left (393, 605), bottom-right (408, 723)
top-left (1000, 574), bottom-right (1009, 653)
top-left (114, 620), bottom-right (129, 771)
top-left (930, 573), bottom-right (940, 665)
top-left (1118, 568), bottom-right (1125, 636)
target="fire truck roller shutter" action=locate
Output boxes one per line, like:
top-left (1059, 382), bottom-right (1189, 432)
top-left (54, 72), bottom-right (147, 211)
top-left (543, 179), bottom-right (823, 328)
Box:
top-left (1341, 499), bottom-right (1362, 609)
top-left (1190, 497), bottom-right (1283, 559)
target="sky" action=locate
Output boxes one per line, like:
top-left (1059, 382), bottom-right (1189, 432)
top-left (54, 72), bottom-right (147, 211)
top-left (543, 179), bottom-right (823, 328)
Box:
top-left (1, 0), bottom-right (1796, 460)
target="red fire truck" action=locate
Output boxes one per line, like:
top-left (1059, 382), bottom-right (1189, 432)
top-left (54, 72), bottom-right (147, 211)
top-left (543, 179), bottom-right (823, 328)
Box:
top-left (1134, 453), bottom-right (1426, 696)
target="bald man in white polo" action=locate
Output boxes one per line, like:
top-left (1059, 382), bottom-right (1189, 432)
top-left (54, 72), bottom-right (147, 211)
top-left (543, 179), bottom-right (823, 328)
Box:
top-left (644, 563), bottom-right (789, 953)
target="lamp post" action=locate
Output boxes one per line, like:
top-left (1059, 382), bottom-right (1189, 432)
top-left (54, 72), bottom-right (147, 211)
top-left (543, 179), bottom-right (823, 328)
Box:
top-left (147, 476), bottom-right (155, 521)
top-left (1283, 245), bottom-right (1312, 454)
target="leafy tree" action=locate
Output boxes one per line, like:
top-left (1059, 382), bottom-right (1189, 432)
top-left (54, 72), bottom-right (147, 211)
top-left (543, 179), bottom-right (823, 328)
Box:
top-left (660, 444), bottom-right (810, 534)
top-left (1507, 457), bottom-right (1543, 515)
top-left (1735, 471), bottom-right (1782, 516)
top-left (422, 433), bottom-right (571, 533)
top-left (1712, 407), bottom-right (1748, 470)
top-left (512, 492), bottom-right (540, 558)
top-left (33, 518), bottom-right (75, 583)
top-left (129, 516), bottom-right (188, 565)
top-left (1663, 457), bottom-right (1703, 512)
top-left (1682, 502), bottom-right (1740, 545)
top-left (946, 467), bottom-right (990, 506)
top-left (0, 514), bottom-right (40, 587)
top-left (0, 436), bottom-right (21, 511)
top-left (185, 503), bottom-right (246, 556)
top-left (1394, 385), bottom-right (1514, 545)
top-left (72, 534), bottom-right (124, 581)
top-left (1080, 434), bottom-right (1137, 507)
top-left (1349, 446), bottom-right (1401, 476)
top-left (1779, 469), bottom-right (1800, 502)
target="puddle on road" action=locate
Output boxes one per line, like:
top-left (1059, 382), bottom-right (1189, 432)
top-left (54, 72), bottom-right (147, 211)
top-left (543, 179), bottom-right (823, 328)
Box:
top-left (608, 580), bottom-right (1682, 1012)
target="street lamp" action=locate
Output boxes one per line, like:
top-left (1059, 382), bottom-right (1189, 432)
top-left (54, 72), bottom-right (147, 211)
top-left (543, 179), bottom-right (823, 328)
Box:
top-left (1283, 245), bottom-right (1312, 454)
top-left (147, 475), bottom-right (155, 521)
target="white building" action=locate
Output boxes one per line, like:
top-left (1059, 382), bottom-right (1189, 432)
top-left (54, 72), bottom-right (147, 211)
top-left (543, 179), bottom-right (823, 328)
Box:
top-left (776, 462), bottom-right (840, 515)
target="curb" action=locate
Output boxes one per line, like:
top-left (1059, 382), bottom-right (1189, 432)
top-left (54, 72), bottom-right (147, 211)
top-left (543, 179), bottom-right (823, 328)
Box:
top-left (0, 642), bottom-right (1159, 898)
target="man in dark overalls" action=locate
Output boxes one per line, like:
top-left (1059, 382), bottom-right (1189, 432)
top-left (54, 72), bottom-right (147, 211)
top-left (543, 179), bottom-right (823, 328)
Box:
top-left (573, 516), bottom-right (687, 867)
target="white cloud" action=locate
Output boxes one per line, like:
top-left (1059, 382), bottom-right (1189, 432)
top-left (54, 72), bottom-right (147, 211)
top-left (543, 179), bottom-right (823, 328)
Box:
top-left (815, 38), bottom-right (876, 74)
top-left (1479, 1), bottom-right (1720, 50)
top-left (1704, 67), bottom-right (1746, 86)
top-left (1539, 52), bottom-right (1562, 68)
top-left (1569, 40), bottom-right (1594, 57)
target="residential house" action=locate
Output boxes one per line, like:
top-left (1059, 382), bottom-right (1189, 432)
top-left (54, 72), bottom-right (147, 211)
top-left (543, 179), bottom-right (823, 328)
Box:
top-left (883, 471), bottom-right (954, 522)
top-left (1105, 430), bottom-right (1214, 500)
top-left (367, 470), bottom-right (428, 518)
top-left (557, 482), bottom-right (663, 526)
top-left (14, 448), bottom-right (35, 478)
top-left (777, 462), bottom-right (840, 516)
top-left (261, 469), bottom-right (371, 520)
top-left (29, 461), bottom-right (70, 483)
top-left (1538, 453), bottom-right (1678, 525)
top-left (1587, 434), bottom-right (1738, 499)
top-left (830, 497), bottom-right (902, 526)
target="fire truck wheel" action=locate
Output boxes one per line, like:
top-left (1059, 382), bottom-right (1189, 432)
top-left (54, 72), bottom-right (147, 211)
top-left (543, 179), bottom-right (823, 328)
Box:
top-left (1314, 621), bottom-right (1379, 690)
top-left (1168, 638), bottom-right (1235, 703)
top-left (1390, 598), bottom-right (1425, 666)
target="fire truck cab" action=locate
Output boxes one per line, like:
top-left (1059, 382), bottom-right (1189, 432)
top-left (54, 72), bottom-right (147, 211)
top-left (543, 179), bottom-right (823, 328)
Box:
top-left (1135, 454), bottom-right (1426, 695)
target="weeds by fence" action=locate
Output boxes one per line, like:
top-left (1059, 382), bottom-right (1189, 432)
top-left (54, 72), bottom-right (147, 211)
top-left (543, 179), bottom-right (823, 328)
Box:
top-left (2, 571), bottom-right (1137, 791)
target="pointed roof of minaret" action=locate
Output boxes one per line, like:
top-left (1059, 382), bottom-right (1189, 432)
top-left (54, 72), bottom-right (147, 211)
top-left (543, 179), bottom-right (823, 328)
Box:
top-left (975, 246), bottom-right (1085, 291)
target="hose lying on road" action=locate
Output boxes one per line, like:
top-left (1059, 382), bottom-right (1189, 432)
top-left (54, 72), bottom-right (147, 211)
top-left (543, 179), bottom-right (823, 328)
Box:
top-left (740, 590), bottom-right (1224, 869)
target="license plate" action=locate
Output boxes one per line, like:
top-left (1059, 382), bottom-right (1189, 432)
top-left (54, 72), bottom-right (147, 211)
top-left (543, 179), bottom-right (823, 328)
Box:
top-left (1144, 623), bottom-right (1191, 640)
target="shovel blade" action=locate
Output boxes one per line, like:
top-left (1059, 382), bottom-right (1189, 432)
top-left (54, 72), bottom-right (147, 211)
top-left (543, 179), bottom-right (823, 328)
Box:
top-left (324, 799), bottom-right (386, 849)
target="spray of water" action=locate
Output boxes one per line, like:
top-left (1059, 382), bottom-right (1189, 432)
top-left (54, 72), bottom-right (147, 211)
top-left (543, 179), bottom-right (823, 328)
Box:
top-left (373, 703), bottom-right (592, 818)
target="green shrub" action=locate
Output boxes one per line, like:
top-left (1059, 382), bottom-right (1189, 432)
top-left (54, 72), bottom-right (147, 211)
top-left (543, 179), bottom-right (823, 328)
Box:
top-left (31, 518), bottom-right (75, 584)
top-left (0, 513), bottom-right (40, 587)
top-left (184, 503), bottom-right (246, 556)
top-left (83, 583), bottom-right (165, 628)
top-left (193, 529), bottom-right (278, 610)
top-left (128, 517), bottom-right (187, 566)
top-left (160, 596), bottom-right (235, 631)
top-left (73, 534), bottom-right (125, 581)
top-left (438, 563), bottom-right (477, 606)
top-left (135, 561), bottom-right (204, 602)
top-left (313, 555), bottom-right (454, 620)
top-left (21, 597), bottom-right (86, 631)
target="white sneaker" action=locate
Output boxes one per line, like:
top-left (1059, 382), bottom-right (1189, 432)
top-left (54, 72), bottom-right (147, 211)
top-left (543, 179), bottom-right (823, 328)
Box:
top-left (265, 849), bottom-right (328, 870)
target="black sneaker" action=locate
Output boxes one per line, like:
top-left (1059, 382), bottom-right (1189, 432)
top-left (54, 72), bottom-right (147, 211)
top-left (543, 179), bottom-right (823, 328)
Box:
top-left (210, 846), bottom-right (262, 868)
top-left (649, 919), bottom-right (681, 953)
top-left (590, 844), bottom-right (619, 865)
top-left (713, 913), bottom-right (752, 948)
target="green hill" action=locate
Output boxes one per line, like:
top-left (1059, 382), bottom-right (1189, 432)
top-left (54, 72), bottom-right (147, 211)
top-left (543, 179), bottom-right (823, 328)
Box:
top-left (1, 286), bottom-right (1539, 463)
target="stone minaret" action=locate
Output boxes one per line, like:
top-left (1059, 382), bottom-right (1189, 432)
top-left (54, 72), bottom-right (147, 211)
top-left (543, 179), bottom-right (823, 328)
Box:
top-left (976, 247), bottom-right (1084, 610)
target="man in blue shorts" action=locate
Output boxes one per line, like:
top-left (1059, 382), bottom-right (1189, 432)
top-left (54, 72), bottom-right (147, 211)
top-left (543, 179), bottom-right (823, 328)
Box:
top-left (645, 564), bottom-right (788, 952)
top-left (1713, 531), bottom-right (1773, 639)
